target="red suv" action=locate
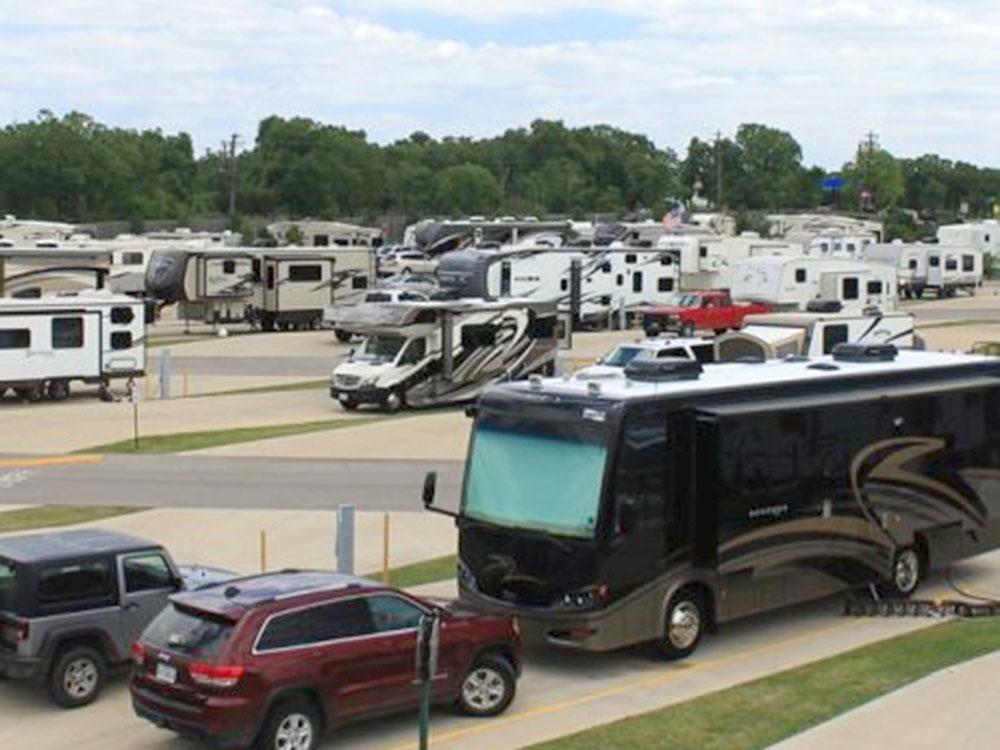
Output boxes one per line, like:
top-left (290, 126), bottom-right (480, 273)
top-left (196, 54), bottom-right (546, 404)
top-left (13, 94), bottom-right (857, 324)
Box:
top-left (129, 570), bottom-right (521, 749)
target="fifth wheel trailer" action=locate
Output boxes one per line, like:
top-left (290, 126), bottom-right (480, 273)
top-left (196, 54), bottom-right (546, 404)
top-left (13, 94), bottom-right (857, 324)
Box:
top-left (426, 347), bottom-right (1000, 655)
top-left (0, 292), bottom-right (145, 401)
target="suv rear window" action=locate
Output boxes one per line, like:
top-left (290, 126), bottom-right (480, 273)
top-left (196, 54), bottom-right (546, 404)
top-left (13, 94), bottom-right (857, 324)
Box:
top-left (144, 605), bottom-right (234, 659)
top-left (255, 598), bottom-right (373, 652)
top-left (0, 558), bottom-right (18, 613)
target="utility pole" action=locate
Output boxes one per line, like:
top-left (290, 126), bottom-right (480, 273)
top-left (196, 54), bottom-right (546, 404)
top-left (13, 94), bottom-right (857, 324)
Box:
top-left (224, 133), bottom-right (240, 220)
top-left (714, 130), bottom-right (724, 210)
top-left (861, 130), bottom-right (878, 212)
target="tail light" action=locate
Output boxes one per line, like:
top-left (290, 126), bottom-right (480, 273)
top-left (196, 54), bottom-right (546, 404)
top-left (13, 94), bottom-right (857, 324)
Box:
top-left (131, 641), bottom-right (146, 667)
top-left (511, 616), bottom-right (521, 639)
top-left (2, 618), bottom-right (29, 642)
top-left (189, 663), bottom-right (245, 689)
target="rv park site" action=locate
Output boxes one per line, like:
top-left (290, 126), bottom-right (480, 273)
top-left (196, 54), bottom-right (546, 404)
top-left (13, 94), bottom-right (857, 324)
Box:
top-left (2, 230), bottom-right (1000, 750)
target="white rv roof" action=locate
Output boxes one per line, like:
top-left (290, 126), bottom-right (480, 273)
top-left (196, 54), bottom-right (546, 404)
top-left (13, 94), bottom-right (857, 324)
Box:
top-left (0, 290), bottom-right (139, 309)
top-left (742, 311), bottom-right (912, 327)
top-left (507, 350), bottom-right (994, 402)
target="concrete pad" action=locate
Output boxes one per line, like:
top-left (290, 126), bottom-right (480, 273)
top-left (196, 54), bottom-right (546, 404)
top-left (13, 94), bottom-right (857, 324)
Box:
top-left (0, 506), bottom-right (457, 578)
top-left (0, 388), bottom-right (355, 454)
top-left (195, 410), bottom-right (473, 461)
top-left (770, 651), bottom-right (1000, 750)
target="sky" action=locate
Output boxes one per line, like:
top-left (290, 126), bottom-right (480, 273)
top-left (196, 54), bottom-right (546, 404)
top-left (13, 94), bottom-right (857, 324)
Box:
top-left (1, 0), bottom-right (998, 169)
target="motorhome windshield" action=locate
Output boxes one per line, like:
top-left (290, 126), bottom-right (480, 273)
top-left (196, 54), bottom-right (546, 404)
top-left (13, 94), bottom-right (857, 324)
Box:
top-left (355, 335), bottom-right (406, 364)
top-left (601, 345), bottom-right (643, 367)
top-left (463, 413), bottom-right (609, 539)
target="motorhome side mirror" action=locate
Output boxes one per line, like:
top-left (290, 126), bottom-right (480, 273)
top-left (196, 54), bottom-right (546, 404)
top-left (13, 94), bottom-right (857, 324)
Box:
top-left (422, 471), bottom-right (438, 509)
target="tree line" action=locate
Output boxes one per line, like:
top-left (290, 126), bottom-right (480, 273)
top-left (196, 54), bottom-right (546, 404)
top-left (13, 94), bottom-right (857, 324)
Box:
top-left (1, 111), bottom-right (997, 238)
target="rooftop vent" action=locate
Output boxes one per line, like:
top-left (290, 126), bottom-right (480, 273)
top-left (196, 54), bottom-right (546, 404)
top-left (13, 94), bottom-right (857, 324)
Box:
top-left (832, 343), bottom-right (898, 363)
top-left (806, 299), bottom-right (843, 313)
top-left (625, 358), bottom-right (703, 382)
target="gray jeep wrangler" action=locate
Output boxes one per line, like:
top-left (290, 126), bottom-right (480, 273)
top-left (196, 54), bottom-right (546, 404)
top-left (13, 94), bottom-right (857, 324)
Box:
top-left (0, 529), bottom-right (232, 708)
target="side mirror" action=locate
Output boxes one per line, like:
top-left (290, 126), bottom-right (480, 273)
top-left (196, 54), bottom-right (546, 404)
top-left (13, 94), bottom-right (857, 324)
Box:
top-left (422, 471), bottom-right (438, 509)
top-left (618, 497), bottom-right (641, 536)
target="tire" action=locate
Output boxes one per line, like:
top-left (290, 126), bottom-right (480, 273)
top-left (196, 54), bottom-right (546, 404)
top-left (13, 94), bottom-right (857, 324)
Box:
top-left (15, 385), bottom-right (43, 403)
top-left (878, 546), bottom-right (924, 598)
top-left (255, 697), bottom-right (322, 750)
top-left (659, 587), bottom-right (706, 660)
top-left (340, 397), bottom-right (358, 411)
top-left (455, 654), bottom-right (517, 717)
top-left (334, 328), bottom-right (352, 343)
top-left (48, 645), bottom-right (106, 708)
top-left (47, 380), bottom-right (70, 401)
top-left (383, 390), bottom-right (403, 414)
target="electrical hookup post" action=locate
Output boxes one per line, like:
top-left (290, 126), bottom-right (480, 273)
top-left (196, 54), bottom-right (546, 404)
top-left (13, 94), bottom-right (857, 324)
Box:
top-left (416, 612), bottom-right (441, 750)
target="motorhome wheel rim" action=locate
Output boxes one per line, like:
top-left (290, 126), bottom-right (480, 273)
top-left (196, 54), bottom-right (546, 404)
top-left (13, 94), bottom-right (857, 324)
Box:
top-left (64, 658), bottom-right (98, 698)
top-left (462, 667), bottom-right (506, 710)
top-left (275, 713), bottom-right (314, 750)
top-left (894, 549), bottom-right (920, 593)
top-left (668, 601), bottom-right (701, 650)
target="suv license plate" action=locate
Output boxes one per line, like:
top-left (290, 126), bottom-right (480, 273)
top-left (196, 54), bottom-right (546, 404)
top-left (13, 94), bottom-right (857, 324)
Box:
top-left (155, 663), bottom-right (177, 684)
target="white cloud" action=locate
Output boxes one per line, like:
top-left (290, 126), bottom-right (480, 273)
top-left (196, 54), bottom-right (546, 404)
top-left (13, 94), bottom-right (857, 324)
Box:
top-left (0, 0), bottom-right (996, 167)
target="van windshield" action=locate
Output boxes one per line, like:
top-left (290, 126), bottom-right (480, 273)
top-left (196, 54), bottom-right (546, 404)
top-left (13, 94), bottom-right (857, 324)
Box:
top-left (354, 335), bottom-right (405, 364)
top-left (601, 345), bottom-right (643, 367)
top-left (0, 558), bottom-right (17, 612)
top-left (463, 415), bottom-right (609, 539)
top-left (143, 604), bottom-right (234, 658)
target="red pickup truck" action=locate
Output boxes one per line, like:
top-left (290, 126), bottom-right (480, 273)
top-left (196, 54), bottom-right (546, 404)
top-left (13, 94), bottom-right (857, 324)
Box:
top-left (641, 290), bottom-right (771, 336)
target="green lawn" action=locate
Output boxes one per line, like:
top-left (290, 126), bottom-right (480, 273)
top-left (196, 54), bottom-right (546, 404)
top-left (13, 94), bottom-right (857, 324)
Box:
top-left (79, 417), bottom-right (384, 454)
top-left (0, 505), bottom-right (143, 533)
top-left (530, 618), bottom-right (1000, 750)
top-left (367, 554), bottom-right (456, 589)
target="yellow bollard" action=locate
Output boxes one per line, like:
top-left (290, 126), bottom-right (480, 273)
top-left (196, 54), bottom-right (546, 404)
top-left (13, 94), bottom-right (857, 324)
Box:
top-left (259, 530), bottom-right (268, 573)
top-left (382, 513), bottom-right (391, 584)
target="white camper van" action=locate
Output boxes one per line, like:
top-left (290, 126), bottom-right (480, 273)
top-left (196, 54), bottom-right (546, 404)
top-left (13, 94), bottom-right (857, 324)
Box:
top-left (730, 256), bottom-right (897, 312)
top-left (0, 291), bottom-right (145, 401)
top-left (715, 309), bottom-right (915, 361)
top-left (330, 298), bottom-right (558, 411)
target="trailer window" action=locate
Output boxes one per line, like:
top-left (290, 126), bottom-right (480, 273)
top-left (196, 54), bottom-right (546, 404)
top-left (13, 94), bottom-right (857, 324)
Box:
top-left (963, 255), bottom-right (975, 272)
top-left (351, 275), bottom-right (369, 290)
top-left (699, 245), bottom-right (708, 258)
top-left (0, 329), bottom-right (30, 349)
top-left (529, 314), bottom-right (556, 340)
top-left (111, 306), bottom-right (135, 324)
top-left (658, 278), bottom-right (674, 292)
top-left (659, 255), bottom-right (672, 266)
top-left (616, 274), bottom-right (624, 287)
top-left (795, 269), bottom-right (807, 283)
top-left (222, 260), bottom-right (236, 274)
top-left (625, 254), bottom-right (637, 264)
top-left (462, 324), bottom-right (497, 349)
top-left (111, 332), bottom-right (133, 350)
top-left (945, 258), bottom-right (958, 271)
top-left (908, 259), bottom-right (918, 270)
top-left (52, 317), bottom-right (84, 349)
top-left (121, 252), bottom-right (144, 266)
top-left (288, 265), bottom-right (322, 282)
top-left (632, 271), bottom-right (643, 293)
top-left (313, 234), bottom-right (330, 247)
top-left (822, 324), bottom-right (849, 353)
top-left (842, 277), bottom-right (860, 300)
top-left (866, 280), bottom-right (883, 295)
top-left (602, 262), bottom-right (612, 273)
top-left (929, 256), bottom-right (940, 267)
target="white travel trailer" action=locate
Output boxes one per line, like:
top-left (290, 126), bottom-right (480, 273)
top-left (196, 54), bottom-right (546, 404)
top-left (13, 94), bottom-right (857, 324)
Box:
top-left (730, 256), bottom-right (897, 312)
top-left (0, 247), bottom-right (114, 297)
top-left (862, 242), bottom-right (933, 298)
top-left (655, 234), bottom-right (802, 289)
top-left (767, 213), bottom-right (883, 242)
top-left (0, 291), bottom-right (145, 401)
top-left (435, 247), bottom-right (681, 323)
top-left (796, 232), bottom-right (876, 258)
top-left (715, 309), bottom-right (915, 361)
top-left (145, 247), bottom-right (376, 328)
top-left (924, 245), bottom-right (983, 297)
top-left (936, 220), bottom-right (999, 254)
top-left (0, 216), bottom-right (75, 246)
top-left (330, 298), bottom-right (558, 411)
top-left (267, 221), bottom-right (383, 248)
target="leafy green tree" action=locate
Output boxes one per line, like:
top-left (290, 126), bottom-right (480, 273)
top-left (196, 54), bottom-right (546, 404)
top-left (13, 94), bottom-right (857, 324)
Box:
top-left (733, 124), bottom-right (804, 210)
top-left (433, 163), bottom-right (503, 215)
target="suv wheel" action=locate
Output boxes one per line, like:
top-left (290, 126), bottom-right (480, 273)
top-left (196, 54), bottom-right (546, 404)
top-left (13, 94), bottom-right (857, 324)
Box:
top-left (456, 654), bottom-right (516, 717)
top-left (256, 698), bottom-right (321, 750)
top-left (49, 645), bottom-right (106, 708)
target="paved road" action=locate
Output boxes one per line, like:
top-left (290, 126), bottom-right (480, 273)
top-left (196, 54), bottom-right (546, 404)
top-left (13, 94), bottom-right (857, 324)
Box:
top-left (0, 455), bottom-right (465, 512)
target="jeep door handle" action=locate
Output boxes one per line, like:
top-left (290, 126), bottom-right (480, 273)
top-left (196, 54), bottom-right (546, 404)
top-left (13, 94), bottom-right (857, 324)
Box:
top-left (122, 602), bottom-right (140, 611)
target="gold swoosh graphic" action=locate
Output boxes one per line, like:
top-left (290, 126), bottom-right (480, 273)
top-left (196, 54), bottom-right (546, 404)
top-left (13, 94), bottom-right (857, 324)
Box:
top-left (720, 516), bottom-right (889, 555)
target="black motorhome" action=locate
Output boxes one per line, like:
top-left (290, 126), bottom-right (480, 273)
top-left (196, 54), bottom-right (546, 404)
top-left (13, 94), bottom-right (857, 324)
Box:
top-left (423, 346), bottom-right (1000, 658)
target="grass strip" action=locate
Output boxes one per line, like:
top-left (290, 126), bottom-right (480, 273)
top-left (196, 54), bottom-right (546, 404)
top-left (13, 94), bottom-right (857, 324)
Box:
top-left (78, 417), bottom-right (384, 454)
top-left (190, 379), bottom-right (329, 399)
top-left (0, 505), bottom-right (143, 533)
top-left (529, 617), bottom-right (1000, 750)
top-left (366, 554), bottom-right (457, 589)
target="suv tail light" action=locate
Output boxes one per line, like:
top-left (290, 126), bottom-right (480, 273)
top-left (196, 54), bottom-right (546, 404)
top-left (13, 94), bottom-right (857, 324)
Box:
top-left (2, 617), bottom-right (29, 642)
top-left (189, 663), bottom-right (245, 689)
top-left (131, 641), bottom-right (146, 667)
